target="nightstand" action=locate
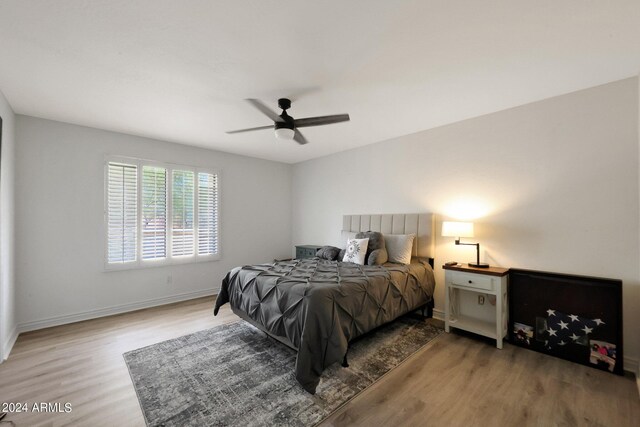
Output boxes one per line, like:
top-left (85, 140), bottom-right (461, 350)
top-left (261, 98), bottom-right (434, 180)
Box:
top-left (295, 245), bottom-right (323, 259)
top-left (443, 264), bottom-right (509, 349)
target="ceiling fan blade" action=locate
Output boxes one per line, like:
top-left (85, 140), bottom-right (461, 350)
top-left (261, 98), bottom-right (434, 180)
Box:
top-left (246, 98), bottom-right (284, 123)
top-left (293, 129), bottom-right (308, 145)
top-left (226, 125), bottom-right (273, 134)
top-left (294, 114), bottom-right (350, 128)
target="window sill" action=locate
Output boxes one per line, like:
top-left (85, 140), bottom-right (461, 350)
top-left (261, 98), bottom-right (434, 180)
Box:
top-left (104, 254), bottom-right (221, 272)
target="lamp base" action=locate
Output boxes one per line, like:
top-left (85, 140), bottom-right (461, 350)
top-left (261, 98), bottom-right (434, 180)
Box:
top-left (468, 262), bottom-right (490, 268)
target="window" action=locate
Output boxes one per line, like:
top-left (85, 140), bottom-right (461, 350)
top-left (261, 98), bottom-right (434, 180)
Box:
top-left (171, 170), bottom-right (195, 257)
top-left (105, 157), bottom-right (220, 269)
top-left (197, 172), bottom-right (219, 256)
top-left (107, 162), bottom-right (137, 264)
top-left (142, 165), bottom-right (167, 260)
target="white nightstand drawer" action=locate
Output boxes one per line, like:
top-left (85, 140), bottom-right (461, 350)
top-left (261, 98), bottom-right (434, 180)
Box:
top-left (448, 271), bottom-right (495, 291)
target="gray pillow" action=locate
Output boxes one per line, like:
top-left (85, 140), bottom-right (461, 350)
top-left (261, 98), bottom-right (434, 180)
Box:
top-left (355, 231), bottom-right (386, 265)
top-left (368, 248), bottom-right (388, 265)
top-left (338, 248), bottom-right (346, 261)
top-left (316, 246), bottom-right (341, 261)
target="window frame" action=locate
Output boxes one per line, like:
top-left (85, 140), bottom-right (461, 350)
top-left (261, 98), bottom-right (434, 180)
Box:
top-left (104, 155), bottom-right (221, 271)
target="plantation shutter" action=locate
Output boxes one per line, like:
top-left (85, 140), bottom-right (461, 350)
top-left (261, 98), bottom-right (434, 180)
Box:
top-left (141, 166), bottom-right (167, 260)
top-left (197, 172), bottom-right (219, 255)
top-left (107, 162), bottom-right (138, 263)
top-left (171, 170), bottom-right (195, 257)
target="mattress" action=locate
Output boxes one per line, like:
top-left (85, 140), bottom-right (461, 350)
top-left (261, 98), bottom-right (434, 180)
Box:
top-left (214, 257), bottom-right (435, 393)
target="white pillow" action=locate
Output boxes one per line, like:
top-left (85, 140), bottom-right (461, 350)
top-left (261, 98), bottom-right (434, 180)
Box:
top-left (385, 234), bottom-right (415, 265)
top-left (342, 238), bottom-right (369, 265)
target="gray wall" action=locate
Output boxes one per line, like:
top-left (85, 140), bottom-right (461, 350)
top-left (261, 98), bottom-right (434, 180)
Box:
top-left (292, 78), bottom-right (640, 367)
top-left (0, 89), bottom-right (16, 360)
top-left (15, 116), bottom-right (292, 330)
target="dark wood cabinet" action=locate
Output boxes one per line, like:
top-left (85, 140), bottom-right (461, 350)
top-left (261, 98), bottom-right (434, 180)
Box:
top-left (295, 245), bottom-right (322, 259)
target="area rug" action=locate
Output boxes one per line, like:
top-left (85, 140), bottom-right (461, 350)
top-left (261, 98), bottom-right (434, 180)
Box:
top-left (124, 313), bottom-right (443, 427)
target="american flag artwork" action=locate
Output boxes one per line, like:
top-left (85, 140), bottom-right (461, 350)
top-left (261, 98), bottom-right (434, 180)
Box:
top-left (545, 309), bottom-right (604, 349)
top-left (509, 268), bottom-right (622, 375)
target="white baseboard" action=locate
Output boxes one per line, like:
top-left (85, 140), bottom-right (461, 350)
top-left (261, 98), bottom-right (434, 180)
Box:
top-left (17, 288), bottom-right (218, 334)
top-left (432, 308), bottom-right (445, 321)
top-left (2, 325), bottom-right (18, 362)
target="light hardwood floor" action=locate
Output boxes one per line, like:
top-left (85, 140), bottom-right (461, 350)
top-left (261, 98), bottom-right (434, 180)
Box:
top-left (0, 296), bottom-right (638, 426)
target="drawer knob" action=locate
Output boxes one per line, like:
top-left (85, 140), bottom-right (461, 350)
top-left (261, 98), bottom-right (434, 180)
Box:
top-left (468, 280), bottom-right (473, 284)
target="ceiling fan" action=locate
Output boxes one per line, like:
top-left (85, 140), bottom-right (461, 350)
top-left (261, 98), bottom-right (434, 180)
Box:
top-left (226, 98), bottom-right (350, 145)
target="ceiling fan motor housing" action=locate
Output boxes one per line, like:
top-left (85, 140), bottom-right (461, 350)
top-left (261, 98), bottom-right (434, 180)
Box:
top-left (278, 98), bottom-right (292, 110)
top-left (275, 119), bottom-right (294, 130)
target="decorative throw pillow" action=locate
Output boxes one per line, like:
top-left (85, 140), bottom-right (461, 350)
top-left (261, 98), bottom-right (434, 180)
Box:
top-left (356, 231), bottom-right (387, 265)
top-left (316, 246), bottom-right (341, 261)
top-left (385, 233), bottom-right (415, 265)
top-left (342, 238), bottom-right (369, 265)
top-left (368, 248), bottom-right (388, 265)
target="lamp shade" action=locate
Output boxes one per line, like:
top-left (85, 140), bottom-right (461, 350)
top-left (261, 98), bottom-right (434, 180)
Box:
top-left (442, 221), bottom-right (474, 238)
top-left (275, 127), bottom-right (295, 140)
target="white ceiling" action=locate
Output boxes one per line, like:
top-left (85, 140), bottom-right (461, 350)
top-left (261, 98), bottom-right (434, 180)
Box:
top-left (1, 1), bottom-right (639, 164)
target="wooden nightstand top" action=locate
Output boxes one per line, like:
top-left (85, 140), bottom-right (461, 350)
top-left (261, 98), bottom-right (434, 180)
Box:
top-left (443, 263), bottom-right (509, 277)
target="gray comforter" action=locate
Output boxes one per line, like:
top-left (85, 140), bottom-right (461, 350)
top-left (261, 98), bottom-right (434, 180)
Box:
top-left (214, 257), bottom-right (435, 394)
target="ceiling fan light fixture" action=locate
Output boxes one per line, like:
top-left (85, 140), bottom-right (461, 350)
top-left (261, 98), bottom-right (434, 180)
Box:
top-left (275, 127), bottom-right (295, 140)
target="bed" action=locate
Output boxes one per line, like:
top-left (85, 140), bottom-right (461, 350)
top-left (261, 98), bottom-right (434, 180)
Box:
top-left (214, 213), bottom-right (436, 394)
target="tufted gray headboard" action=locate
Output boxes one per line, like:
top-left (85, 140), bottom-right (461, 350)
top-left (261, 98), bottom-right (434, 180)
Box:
top-left (342, 213), bottom-right (435, 260)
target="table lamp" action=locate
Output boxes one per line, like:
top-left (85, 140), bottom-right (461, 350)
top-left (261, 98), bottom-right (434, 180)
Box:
top-left (441, 221), bottom-right (490, 268)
